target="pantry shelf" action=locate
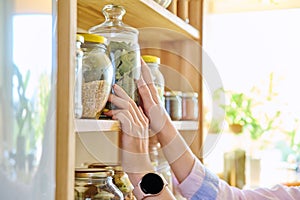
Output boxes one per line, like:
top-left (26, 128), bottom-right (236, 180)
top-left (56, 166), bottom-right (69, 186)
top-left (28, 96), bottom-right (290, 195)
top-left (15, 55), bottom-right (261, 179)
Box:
top-left (75, 119), bottom-right (199, 132)
top-left (77, 0), bottom-right (200, 40)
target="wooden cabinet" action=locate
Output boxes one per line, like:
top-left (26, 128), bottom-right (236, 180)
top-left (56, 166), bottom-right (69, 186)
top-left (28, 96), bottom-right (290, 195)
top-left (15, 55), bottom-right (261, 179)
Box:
top-left (56, 0), bottom-right (203, 199)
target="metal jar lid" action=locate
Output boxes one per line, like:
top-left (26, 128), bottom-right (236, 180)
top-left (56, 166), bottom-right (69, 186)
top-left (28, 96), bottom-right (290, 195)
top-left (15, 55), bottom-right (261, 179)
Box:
top-left (182, 92), bottom-right (198, 98)
top-left (75, 168), bottom-right (114, 178)
top-left (164, 91), bottom-right (182, 97)
top-left (88, 163), bottom-right (124, 173)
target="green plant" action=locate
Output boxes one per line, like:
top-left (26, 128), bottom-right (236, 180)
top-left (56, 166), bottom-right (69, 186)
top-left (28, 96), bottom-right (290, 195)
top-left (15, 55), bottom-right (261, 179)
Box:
top-left (220, 89), bottom-right (280, 139)
top-left (222, 92), bottom-right (252, 127)
top-left (212, 73), bottom-right (281, 139)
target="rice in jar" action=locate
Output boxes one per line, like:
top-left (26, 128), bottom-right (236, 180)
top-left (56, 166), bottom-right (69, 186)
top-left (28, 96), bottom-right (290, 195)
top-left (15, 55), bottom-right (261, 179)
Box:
top-left (79, 33), bottom-right (113, 119)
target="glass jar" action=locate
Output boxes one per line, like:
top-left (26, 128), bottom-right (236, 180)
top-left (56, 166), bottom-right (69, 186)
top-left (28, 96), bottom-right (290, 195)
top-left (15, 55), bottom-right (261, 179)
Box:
top-left (88, 164), bottom-right (135, 200)
top-left (153, 0), bottom-right (173, 8)
top-left (149, 135), bottom-right (173, 193)
top-left (75, 34), bottom-right (84, 118)
top-left (111, 166), bottom-right (136, 200)
top-left (142, 55), bottom-right (165, 105)
top-left (75, 168), bottom-right (124, 200)
top-left (89, 4), bottom-right (141, 106)
top-left (181, 92), bottom-right (198, 120)
top-left (164, 91), bottom-right (182, 120)
top-left (79, 33), bottom-right (113, 119)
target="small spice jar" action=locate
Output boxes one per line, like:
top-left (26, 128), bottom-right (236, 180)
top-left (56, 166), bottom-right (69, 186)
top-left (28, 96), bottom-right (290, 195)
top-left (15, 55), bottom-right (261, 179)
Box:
top-left (74, 168), bottom-right (124, 200)
top-left (79, 33), bottom-right (113, 119)
top-left (164, 91), bottom-right (182, 121)
top-left (74, 34), bottom-right (84, 118)
top-left (181, 92), bottom-right (198, 121)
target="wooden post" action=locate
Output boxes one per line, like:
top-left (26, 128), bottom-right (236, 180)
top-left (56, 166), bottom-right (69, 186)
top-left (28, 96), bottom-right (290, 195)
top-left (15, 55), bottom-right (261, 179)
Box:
top-left (167, 0), bottom-right (177, 15)
top-left (56, 0), bottom-right (76, 199)
top-left (189, 0), bottom-right (201, 29)
top-left (177, 0), bottom-right (190, 23)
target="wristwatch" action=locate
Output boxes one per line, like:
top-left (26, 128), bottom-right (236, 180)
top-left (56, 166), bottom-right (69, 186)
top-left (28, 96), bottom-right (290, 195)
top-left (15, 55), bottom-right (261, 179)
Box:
top-left (133, 172), bottom-right (168, 199)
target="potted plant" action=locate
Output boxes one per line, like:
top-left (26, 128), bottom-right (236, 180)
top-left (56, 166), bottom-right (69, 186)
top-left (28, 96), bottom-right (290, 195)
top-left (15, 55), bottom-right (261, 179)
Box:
top-left (220, 91), bottom-right (251, 134)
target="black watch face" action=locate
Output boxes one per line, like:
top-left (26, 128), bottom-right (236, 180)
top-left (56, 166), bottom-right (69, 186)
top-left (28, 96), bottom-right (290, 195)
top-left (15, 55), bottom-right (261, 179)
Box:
top-left (140, 173), bottom-right (164, 194)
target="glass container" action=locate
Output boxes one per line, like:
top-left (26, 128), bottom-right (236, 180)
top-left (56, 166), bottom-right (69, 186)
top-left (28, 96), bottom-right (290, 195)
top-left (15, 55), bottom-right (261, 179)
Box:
top-left (164, 91), bottom-right (182, 120)
top-left (142, 55), bottom-right (165, 105)
top-left (88, 164), bottom-right (135, 200)
top-left (79, 33), bottom-right (113, 119)
top-left (75, 34), bottom-right (84, 118)
top-left (89, 4), bottom-right (141, 106)
top-left (75, 168), bottom-right (124, 200)
top-left (181, 92), bottom-right (198, 120)
top-left (153, 0), bottom-right (173, 8)
top-left (149, 135), bottom-right (173, 193)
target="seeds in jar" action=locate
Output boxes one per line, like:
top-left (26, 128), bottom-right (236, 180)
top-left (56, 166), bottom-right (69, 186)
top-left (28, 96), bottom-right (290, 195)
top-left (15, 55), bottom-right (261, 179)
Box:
top-left (82, 80), bottom-right (110, 119)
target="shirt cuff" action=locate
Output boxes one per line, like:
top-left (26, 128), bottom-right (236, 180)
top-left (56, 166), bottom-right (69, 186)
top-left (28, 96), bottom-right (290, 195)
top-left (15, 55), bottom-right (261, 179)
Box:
top-left (177, 159), bottom-right (205, 198)
top-left (178, 159), bottom-right (219, 199)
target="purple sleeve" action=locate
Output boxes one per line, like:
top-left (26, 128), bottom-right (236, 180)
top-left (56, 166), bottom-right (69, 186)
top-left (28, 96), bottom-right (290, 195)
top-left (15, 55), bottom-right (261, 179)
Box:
top-left (178, 159), bottom-right (300, 200)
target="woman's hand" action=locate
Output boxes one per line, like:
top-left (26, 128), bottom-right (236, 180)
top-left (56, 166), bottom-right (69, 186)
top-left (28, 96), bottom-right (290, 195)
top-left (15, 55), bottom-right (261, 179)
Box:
top-left (137, 59), bottom-right (195, 183)
top-left (104, 84), bottom-right (153, 175)
top-left (137, 59), bottom-right (172, 135)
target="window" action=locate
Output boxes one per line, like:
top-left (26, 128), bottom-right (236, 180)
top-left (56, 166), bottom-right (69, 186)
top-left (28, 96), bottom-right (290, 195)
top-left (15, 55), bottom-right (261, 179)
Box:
top-left (203, 8), bottom-right (300, 187)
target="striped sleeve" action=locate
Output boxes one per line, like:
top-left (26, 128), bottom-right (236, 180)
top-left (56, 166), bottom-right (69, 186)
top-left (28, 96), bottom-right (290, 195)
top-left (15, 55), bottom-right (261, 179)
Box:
top-left (178, 159), bottom-right (300, 200)
top-left (178, 159), bottom-right (219, 200)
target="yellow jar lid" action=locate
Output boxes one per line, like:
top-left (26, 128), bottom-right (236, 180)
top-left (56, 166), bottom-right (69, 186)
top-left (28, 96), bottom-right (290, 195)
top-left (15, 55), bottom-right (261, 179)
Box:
top-left (76, 34), bottom-right (84, 43)
top-left (78, 33), bottom-right (107, 44)
top-left (142, 55), bottom-right (160, 64)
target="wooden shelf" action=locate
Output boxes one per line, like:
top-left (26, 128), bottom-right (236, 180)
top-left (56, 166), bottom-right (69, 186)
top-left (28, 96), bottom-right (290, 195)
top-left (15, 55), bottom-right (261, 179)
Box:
top-left (77, 0), bottom-right (200, 40)
top-left (75, 119), bottom-right (199, 132)
top-left (75, 119), bottom-right (120, 132)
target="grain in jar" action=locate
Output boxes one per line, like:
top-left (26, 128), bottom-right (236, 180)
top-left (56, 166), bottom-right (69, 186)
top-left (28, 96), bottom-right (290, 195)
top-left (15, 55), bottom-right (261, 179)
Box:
top-left (181, 92), bottom-right (198, 120)
top-left (79, 33), bottom-right (113, 119)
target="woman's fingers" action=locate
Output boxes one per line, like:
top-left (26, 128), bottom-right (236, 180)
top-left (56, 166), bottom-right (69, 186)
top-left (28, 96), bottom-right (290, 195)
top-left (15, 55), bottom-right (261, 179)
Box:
top-left (140, 59), bottom-right (161, 104)
top-left (109, 85), bottom-right (142, 125)
top-left (138, 106), bottom-right (149, 126)
top-left (109, 109), bottom-right (147, 139)
top-left (111, 84), bottom-right (131, 101)
top-left (136, 78), bottom-right (156, 112)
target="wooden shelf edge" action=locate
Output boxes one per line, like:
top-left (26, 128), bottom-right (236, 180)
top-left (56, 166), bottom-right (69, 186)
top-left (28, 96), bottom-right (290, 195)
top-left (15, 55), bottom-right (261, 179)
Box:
top-left (139, 0), bottom-right (200, 39)
top-left (75, 119), bottom-right (199, 132)
top-left (77, 0), bottom-right (200, 40)
top-left (75, 119), bottom-right (120, 132)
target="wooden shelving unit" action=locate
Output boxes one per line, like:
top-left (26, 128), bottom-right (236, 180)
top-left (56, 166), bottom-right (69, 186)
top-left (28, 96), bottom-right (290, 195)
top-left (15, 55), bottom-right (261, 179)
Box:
top-left (56, 0), bottom-right (203, 199)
